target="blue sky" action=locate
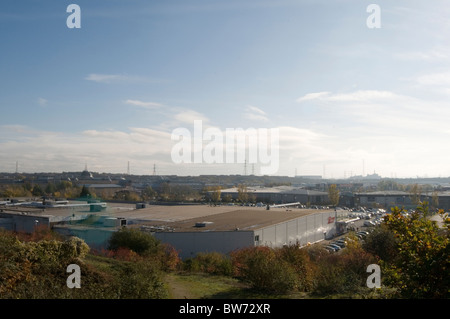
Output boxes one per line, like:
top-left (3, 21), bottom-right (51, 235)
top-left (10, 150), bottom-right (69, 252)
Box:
top-left (1, 0), bottom-right (450, 178)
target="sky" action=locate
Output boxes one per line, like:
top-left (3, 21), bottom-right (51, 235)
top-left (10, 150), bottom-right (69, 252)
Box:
top-left (1, 0), bottom-right (450, 178)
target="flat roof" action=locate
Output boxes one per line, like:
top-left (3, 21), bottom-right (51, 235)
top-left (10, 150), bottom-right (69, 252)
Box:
top-left (1, 202), bottom-right (334, 233)
top-left (219, 186), bottom-right (328, 195)
top-left (132, 207), bottom-right (333, 232)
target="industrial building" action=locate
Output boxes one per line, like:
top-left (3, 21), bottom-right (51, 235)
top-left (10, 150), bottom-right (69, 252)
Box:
top-left (147, 208), bottom-right (337, 259)
top-left (216, 186), bottom-right (329, 205)
top-left (354, 191), bottom-right (414, 208)
top-left (0, 200), bottom-right (339, 259)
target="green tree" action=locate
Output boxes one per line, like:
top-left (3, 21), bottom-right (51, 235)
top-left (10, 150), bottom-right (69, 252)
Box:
top-left (141, 186), bottom-right (156, 201)
top-left (32, 184), bottom-right (43, 196)
top-left (44, 182), bottom-right (57, 195)
top-left (377, 179), bottom-right (405, 191)
top-left (431, 190), bottom-right (439, 210)
top-left (108, 228), bottom-right (160, 256)
top-left (79, 185), bottom-right (92, 198)
top-left (362, 225), bottom-right (398, 263)
top-left (383, 203), bottom-right (449, 298)
top-left (327, 184), bottom-right (340, 207)
top-left (408, 183), bottom-right (422, 206)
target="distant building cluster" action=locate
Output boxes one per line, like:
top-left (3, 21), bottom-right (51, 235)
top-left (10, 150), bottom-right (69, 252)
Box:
top-left (1, 169), bottom-right (450, 259)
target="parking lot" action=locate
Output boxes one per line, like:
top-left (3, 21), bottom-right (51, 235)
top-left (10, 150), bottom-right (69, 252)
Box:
top-left (321, 208), bottom-right (386, 253)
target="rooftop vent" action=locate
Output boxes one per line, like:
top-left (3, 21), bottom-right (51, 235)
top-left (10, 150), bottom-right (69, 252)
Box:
top-left (195, 221), bottom-right (213, 228)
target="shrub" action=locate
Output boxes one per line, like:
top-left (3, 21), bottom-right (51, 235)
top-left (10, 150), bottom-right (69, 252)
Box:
top-left (183, 252), bottom-right (232, 276)
top-left (276, 244), bottom-right (315, 292)
top-left (108, 228), bottom-right (160, 255)
top-left (312, 246), bottom-right (378, 296)
top-left (112, 259), bottom-right (168, 299)
top-left (231, 246), bottom-right (298, 293)
top-left (362, 225), bottom-right (398, 263)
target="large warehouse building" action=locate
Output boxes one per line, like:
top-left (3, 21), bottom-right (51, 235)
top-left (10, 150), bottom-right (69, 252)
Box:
top-left (1, 201), bottom-right (338, 259)
top-left (137, 207), bottom-right (337, 259)
top-left (215, 186), bottom-right (329, 205)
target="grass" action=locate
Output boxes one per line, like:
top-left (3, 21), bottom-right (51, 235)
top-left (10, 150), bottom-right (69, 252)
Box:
top-left (164, 272), bottom-right (312, 299)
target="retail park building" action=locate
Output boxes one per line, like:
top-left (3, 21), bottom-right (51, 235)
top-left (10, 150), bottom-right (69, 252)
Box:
top-left (0, 201), bottom-right (342, 259)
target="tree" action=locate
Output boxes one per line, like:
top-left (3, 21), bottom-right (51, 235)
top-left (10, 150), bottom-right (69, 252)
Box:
top-left (431, 190), bottom-right (439, 210)
top-left (362, 225), bottom-right (398, 263)
top-left (383, 203), bottom-right (449, 298)
top-left (32, 184), bottom-right (43, 197)
top-left (141, 186), bottom-right (156, 201)
top-left (377, 179), bottom-right (405, 191)
top-left (230, 246), bottom-right (298, 293)
top-left (408, 183), bottom-right (422, 206)
top-left (210, 186), bottom-right (221, 204)
top-left (327, 184), bottom-right (340, 207)
top-left (237, 184), bottom-right (249, 203)
top-left (79, 185), bottom-right (91, 198)
top-left (45, 182), bottom-right (56, 195)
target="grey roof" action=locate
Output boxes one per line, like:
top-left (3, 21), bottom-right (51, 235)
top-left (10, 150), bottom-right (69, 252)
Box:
top-left (219, 186), bottom-right (328, 196)
top-left (355, 191), bottom-right (410, 196)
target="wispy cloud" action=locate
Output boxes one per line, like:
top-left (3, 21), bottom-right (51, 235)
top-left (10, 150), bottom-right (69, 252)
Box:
top-left (85, 73), bottom-right (148, 84)
top-left (243, 105), bottom-right (268, 122)
top-left (394, 48), bottom-right (449, 61)
top-left (296, 90), bottom-right (396, 103)
top-left (296, 92), bottom-right (331, 102)
top-left (125, 99), bottom-right (162, 109)
top-left (173, 110), bottom-right (209, 125)
top-left (37, 97), bottom-right (48, 107)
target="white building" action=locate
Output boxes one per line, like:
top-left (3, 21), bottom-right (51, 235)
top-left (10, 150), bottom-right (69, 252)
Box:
top-left (147, 208), bottom-right (337, 259)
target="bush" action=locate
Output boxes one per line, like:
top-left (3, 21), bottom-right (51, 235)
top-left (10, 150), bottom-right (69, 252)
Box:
top-left (183, 252), bottom-right (232, 276)
top-left (231, 246), bottom-right (298, 293)
top-left (0, 232), bottom-right (92, 298)
top-left (112, 259), bottom-right (168, 299)
top-left (108, 228), bottom-right (160, 255)
top-left (362, 225), bottom-right (398, 263)
top-left (276, 244), bottom-right (315, 292)
top-left (312, 246), bottom-right (378, 296)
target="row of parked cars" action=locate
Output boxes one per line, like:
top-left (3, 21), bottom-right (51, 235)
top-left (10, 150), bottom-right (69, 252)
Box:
top-left (324, 231), bottom-right (370, 253)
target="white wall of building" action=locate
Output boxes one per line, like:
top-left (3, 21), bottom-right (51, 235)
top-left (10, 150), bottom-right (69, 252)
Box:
top-left (254, 211), bottom-right (336, 247)
top-left (154, 211), bottom-right (337, 258)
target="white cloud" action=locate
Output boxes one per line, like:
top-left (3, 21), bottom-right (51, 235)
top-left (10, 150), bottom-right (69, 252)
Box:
top-left (85, 73), bottom-right (125, 83)
top-left (413, 72), bottom-right (450, 87)
top-left (2, 117), bottom-right (450, 177)
top-left (85, 73), bottom-right (148, 84)
top-left (125, 99), bottom-right (162, 109)
top-left (38, 97), bottom-right (48, 106)
top-left (296, 91), bottom-right (330, 102)
top-left (243, 105), bottom-right (268, 122)
top-left (173, 110), bottom-right (209, 125)
top-left (297, 90), bottom-right (397, 103)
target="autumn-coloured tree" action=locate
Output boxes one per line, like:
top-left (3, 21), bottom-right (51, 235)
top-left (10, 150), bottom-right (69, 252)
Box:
top-left (237, 184), bottom-right (248, 203)
top-left (383, 203), bottom-right (449, 298)
top-left (327, 184), bottom-right (340, 207)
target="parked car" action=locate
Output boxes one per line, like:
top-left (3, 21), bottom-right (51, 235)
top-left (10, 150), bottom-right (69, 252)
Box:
top-left (328, 243), bottom-right (341, 251)
top-left (333, 240), bottom-right (347, 248)
top-left (364, 220), bottom-right (376, 227)
top-left (324, 245), bottom-right (338, 252)
top-left (356, 231), bottom-right (369, 238)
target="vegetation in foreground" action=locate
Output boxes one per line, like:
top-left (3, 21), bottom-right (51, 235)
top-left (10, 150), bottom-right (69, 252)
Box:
top-left (0, 203), bottom-right (448, 299)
